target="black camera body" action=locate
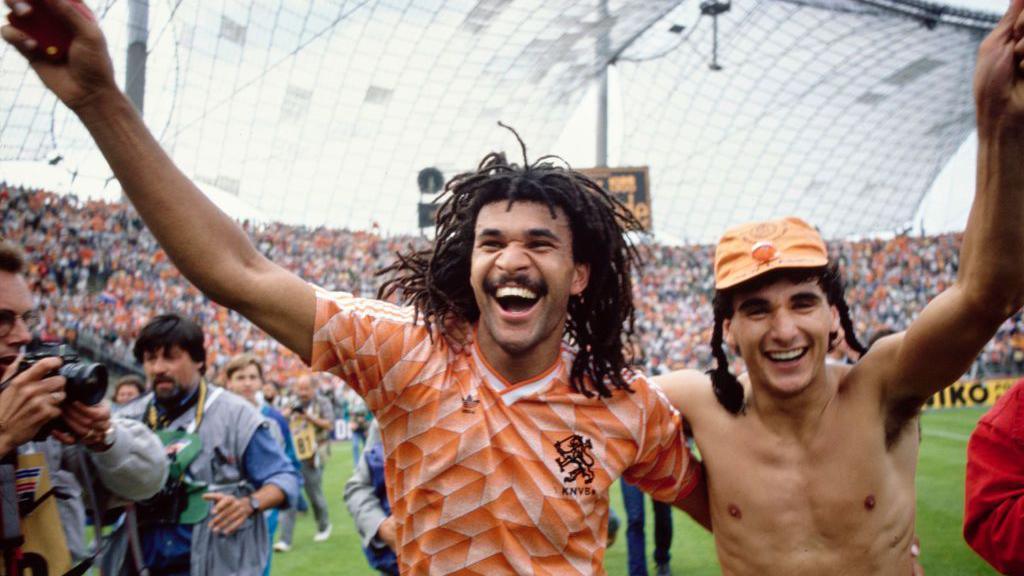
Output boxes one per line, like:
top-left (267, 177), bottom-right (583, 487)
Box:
top-left (136, 477), bottom-right (188, 527)
top-left (289, 400), bottom-right (305, 415)
top-left (7, 342), bottom-right (108, 440)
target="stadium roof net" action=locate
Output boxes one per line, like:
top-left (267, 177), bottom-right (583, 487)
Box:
top-left (0, 0), bottom-right (998, 243)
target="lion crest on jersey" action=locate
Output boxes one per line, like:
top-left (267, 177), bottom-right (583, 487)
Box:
top-left (554, 434), bottom-right (596, 485)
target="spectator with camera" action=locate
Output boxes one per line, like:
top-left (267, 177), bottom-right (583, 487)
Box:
top-left (0, 239), bottom-right (167, 573)
top-left (276, 373), bottom-right (334, 550)
top-left (107, 313), bottom-right (300, 575)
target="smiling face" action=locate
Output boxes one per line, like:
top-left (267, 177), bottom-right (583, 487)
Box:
top-left (470, 201), bottom-right (589, 376)
top-left (724, 276), bottom-right (839, 399)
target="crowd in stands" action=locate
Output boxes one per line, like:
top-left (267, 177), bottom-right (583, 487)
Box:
top-left (4, 183), bottom-right (1023, 383)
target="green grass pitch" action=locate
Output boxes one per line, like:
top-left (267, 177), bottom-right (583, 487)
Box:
top-left (272, 407), bottom-right (998, 575)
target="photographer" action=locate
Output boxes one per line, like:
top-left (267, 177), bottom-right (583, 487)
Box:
top-left (0, 240), bottom-right (167, 572)
top-left (276, 374), bottom-right (333, 550)
top-left (110, 313), bottom-right (299, 575)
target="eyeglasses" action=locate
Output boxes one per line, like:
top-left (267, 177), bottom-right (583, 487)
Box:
top-left (0, 309), bottom-right (40, 339)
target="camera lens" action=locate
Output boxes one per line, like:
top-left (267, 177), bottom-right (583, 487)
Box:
top-left (60, 362), bottom-right (108, 406)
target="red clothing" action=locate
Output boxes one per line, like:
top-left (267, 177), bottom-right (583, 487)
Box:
top-left (964, 379), bottom-right (1024, 575)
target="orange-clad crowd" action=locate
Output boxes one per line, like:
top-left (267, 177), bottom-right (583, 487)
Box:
top-left (4, 183), bottom-right (1023, 382)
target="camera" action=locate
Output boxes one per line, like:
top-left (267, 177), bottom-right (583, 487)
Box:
top-left (11, 342), bottom-right (108, 406)
top-left (4, 342), bottom-right (108, 440)
top-left (289, 400), bottom-right (305, 415)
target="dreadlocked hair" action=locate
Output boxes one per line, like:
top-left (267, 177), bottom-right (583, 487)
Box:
top-left (378, 123), bottom-right (646, 398)
top-left (708, 261), bottom-right (866, 414)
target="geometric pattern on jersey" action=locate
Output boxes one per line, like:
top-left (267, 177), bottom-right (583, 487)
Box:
top-left (311, 289), bottom-right (697, 575)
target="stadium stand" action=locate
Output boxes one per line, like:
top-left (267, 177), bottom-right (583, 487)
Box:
top-left (4, 183), bottom-right (1022, 382)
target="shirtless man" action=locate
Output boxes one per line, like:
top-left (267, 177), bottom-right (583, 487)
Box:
top-left (655, 4), bottom-right (1024, 572)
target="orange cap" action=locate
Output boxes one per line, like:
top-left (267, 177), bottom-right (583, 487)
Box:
top-left (714, 217), bottom-right (828, 290)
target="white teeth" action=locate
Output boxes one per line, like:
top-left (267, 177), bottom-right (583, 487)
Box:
top-left (767, 348), bottom-right (805, 361)
top-left (495, 286), bottom-right (537, 300)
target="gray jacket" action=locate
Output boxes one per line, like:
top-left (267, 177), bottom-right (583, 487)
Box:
top-left (343, 421), bottom-right (388, 549)
top-left (25, 416), bottom-right (168, 564)
top-left (108, 386), bottom-right (281, 576)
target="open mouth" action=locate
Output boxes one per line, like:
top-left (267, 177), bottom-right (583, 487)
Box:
top-left (494, 286), bottom-right (540, 313)
top-left (765, 347), bottom-right (808, 363)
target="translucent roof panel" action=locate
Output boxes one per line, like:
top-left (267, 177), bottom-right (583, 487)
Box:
top-left (0, 0), bottom-right (998, 241)
top-left (616, 0), bottom-right (996, 242)
top-left (1, 0), bottom-right (681, 232)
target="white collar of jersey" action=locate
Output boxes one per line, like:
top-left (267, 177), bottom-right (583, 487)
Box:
top-left (470, 342), bottom-right (573, 405)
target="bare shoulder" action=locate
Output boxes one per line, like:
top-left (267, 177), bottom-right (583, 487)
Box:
top-left (652, 369), bottom-right (714, 420)
top-left (838, 331), bottom-right (908, 398)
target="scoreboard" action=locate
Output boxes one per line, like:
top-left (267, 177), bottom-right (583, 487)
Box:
top-left (579, 166), bottom-right (652, 232)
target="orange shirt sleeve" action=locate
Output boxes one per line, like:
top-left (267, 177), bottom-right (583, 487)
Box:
top-left (309, 288), bottom-right (434, 412)
top-left (621, 376), bottom-right (698, 505)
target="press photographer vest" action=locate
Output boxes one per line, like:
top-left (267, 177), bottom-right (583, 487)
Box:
top-left (106, 383), bottom-right (269, 576)
top-left (290, 399), bottom-right (325, 463)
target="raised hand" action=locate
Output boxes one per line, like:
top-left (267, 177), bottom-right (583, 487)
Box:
top-left (1, 0), bottom-right (118, 111)
top-left (974, 0), bottom-right (1024, 134)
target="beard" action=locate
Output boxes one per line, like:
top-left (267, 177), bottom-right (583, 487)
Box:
top-left (153, 376), bottom-right (188, 407)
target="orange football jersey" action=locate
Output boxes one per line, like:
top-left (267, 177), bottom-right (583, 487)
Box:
top-left (312, 290), bottom-right (696, 575)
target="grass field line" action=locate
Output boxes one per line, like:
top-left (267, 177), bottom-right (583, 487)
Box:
top-left (923, 428), bottom-right (971, 442)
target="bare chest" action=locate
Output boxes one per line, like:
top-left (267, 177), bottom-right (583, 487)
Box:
top-left (696, 411), bottom-right (918, 574)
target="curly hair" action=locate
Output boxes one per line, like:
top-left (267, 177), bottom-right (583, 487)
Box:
top-left (707, 262), bottom-right (866, 414)
top-left (378, 125), bottom-right (645, 397)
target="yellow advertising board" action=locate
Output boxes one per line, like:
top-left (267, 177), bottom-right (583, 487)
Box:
top-left (923, 377), bottom-right (1019, 410)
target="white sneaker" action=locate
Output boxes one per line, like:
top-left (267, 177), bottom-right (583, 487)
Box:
top-left (313, 524), bottom-right (332, 542)
top-left (273, 542), bottom-right (291, 552)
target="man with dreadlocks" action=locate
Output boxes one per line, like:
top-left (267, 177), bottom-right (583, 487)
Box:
top-left (653, 3), bottom-right (1024, 572)
top-left (3, 3), bottom-right (706, 573)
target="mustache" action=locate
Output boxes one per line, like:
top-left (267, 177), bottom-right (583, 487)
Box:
top-left (483, 274), bottom-right (547, 298)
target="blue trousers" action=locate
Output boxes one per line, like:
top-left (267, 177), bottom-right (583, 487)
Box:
top-left (621, 481), bottom-right (673, 575)
top-left (351, 428), bottom-right (367, 463)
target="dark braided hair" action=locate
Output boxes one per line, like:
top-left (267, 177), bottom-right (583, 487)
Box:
top-left (708, 262), bottom-right (866, 414)
top-left (378, 124), bottom-right (646, 397)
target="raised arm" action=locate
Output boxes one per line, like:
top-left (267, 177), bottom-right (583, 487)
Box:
top-left (1, 0), bottom-right (315, 360)
top-left (872, 0), bottom-right (1024, 408)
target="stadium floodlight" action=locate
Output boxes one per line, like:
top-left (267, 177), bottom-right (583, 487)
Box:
top-left (700, 0), bottom-right (731, 71)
